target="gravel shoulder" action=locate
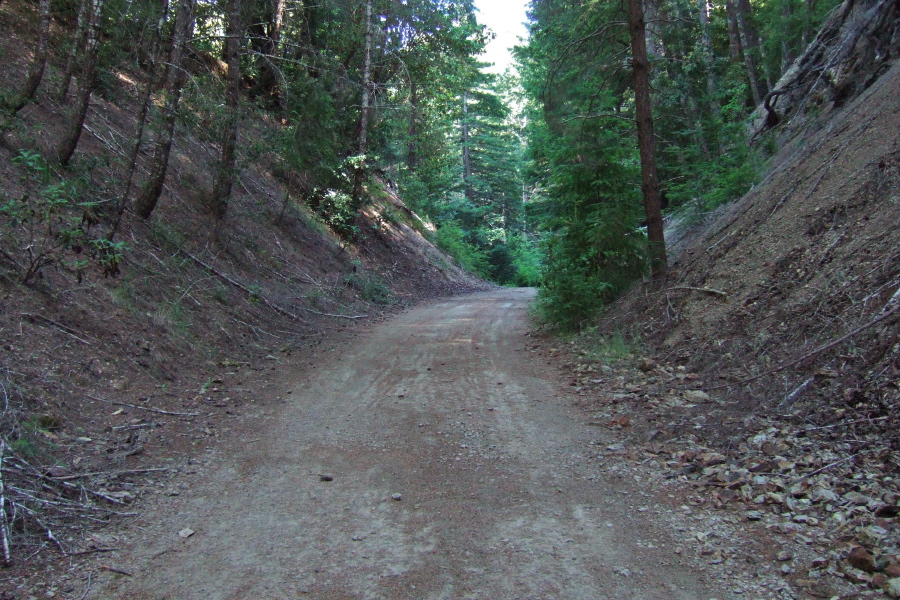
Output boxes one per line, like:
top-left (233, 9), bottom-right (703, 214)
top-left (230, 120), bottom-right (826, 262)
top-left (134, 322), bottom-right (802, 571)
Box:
top-left (93, 288), bottom-right (757, 599)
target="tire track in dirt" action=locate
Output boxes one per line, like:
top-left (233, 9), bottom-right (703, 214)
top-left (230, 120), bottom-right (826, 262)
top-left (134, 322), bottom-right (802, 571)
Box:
top-left (94, 288), bottom-right (736, 599)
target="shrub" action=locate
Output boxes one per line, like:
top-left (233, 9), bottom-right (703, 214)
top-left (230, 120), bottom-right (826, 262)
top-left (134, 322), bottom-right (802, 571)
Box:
top-left (1, 151), bottom-right (127, 282)
top-left (534, 203), bottom-right (647, 331)
top-left (434, 221), bottom-right (489, 277)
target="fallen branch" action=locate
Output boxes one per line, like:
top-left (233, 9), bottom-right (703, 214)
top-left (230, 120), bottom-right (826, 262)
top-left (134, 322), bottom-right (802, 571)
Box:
top-left (803, 416), bottom-right (890, 432)
top-left (0, 440), bottom-right (10, 565)
top-left (52, 467), bottom-right (170, 481)
top-left (708, 304), bottom-right (899, 390)
top-left (87, 395), bottom-right (199, 417)
top-left (665, 286), bottom-right (729, 299)
top-left (20, 313), bottom-right (92, 346)
top-left (82, 123), bottom-right (126, 158)
top-left (180, 250), bottom-right (308, 323)
top-left (111, 422), bottom-right (155, 430)
top-left (792, 449), bottom-right (871, 484)
top-left (1, 452), bottom-right (140, 562)
top-left (65, 546), bottom-right (119, 557)
top-left (60, 483), bottom-right (128, 506)
top-left (78, 572), bottom-right (93, 600)
top-left (99, 565), bottom-right (133, 577)
top-left (778, 375), bottom-right (815, 409)
top-left (35, 518), bottom-right (67, 555)
top-left (300, 307), bottom-right (368, 320)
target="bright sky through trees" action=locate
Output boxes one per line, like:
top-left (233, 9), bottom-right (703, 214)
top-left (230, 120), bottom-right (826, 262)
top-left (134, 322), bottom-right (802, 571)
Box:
top-left (473, 0), bottom-right (529, 73)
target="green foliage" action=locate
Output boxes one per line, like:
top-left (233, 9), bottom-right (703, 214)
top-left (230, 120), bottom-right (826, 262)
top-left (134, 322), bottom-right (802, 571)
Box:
top-left (12, 149), bottom-right (50, 180)
top-left (179, 74), bottom-right (229, 144)
top-left (344, 266), bottom-right (393, 305)
top-left (312, 189), bottom-right (360, 239)
top-left (152, 296), bottom-right (191, 334)
top-left (574, 328), bottom-right (639, 365)
top-left (281, 74), bottom-right (343, 186)
top-left (5, 0), bottom-right (847, 331)
top-left (434, 221), bottom-right (490, 277)
top-left (91, 237), bottom-right (128, 277)
top-left (247, 284), bottom-right (262, 305)
top-left (9, 415), bottom-right (58, 460)
top-left (534, 202), bottom-right (648, 331)
top-left (1, 151), bottom-right (120, 283)
top-left (149, 221), bottom-right (187, 250)
top-left (757, 0), bottom-right (844, 82)
top-left (487, 243), bottom-right (516, 284)
top-left (514, 0), bottom-right (841, 326)
top-left (509, 233), bottom-right (544, 287)
top-left (516, 12), bottom-right (650, 324)
top-left (211, 283), bottom-right (230, 305)
top-left (111, 278), bottom-right (138, 314)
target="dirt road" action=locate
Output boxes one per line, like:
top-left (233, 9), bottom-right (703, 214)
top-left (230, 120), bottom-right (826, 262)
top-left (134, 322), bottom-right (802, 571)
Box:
top-left (96, 288), bottom-right (734, 599)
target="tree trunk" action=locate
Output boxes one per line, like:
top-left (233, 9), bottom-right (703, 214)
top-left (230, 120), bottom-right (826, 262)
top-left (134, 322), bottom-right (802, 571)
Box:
top-left (134, 0), bottom-right (197, 220)
top-left (106, 0), bottom-right (169, 241)
top-left (728, 0), bottom-right (764, 105)
top-left (58, 0), bottom-right (89, 103)
top-left (57, 0), bottom-right (104, 167)
top-left (643, 0), bottom-right (663, 58)
top-left (251, 0), bottom-right (286, 107)
top-left (734, 0), bottom-right (771, 101)
top-left (353, 0), bottom-right (373, 202)
top-left (211, 0), bottom-right (243, 232)
top-left (781, 1), bottom-right (797, 73)
top-left (13, 0), bottom-right (51, 112)
top-left (358, 0), bottom-right (373, 158)
top-left (407, 80), bottom-right (418, 170)
top-left (697, 0), bottom-right (721, 116)
top-left (724, 0), bottom-right (744, 64)
top-left (802, 0), bottom-right (813, 47)
top-left (462, 91), bottom-right (474, 201)
top-left (682, 94), bottom-right (711, 159)
top-left (627, 0), bottom-right (667, 279)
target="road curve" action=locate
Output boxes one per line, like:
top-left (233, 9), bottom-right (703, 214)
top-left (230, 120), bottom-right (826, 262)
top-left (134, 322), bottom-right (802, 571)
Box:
top-left (97, 288), bottom-right (730, 599)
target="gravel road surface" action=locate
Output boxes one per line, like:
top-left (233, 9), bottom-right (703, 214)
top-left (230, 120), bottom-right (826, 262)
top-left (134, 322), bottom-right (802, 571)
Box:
top-left (96, 288), bottom-right (735, 599)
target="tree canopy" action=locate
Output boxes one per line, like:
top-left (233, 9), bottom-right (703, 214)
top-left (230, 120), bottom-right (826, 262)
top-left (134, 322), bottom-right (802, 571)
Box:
top-left (1, 0), bottom-right (855, 325)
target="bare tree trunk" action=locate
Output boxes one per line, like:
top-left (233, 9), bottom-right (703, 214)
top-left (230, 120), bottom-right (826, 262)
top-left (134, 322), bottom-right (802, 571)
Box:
top-left (353, 0), bottom-right (373, 202)
top-left (249, 0), bottom-right (286, 107)
top-left (264, 0), bottom-right (285, 105)
top-left (248, 0), bottom-right (284, 108)
top-left (133, 0), bottom-right (196, 220)
top-left (57, 0), bottom-right (104, 167)
top-left (644, 0), bottom-right (663, 58)
top-left (461, 90), bottom-right (474, 201)
top-left (735, 0), bottom-right (772, 98)
top-left (58, 0), bottom-right (89, 103)
top-left (802, 0), bottom-right (813, 46)
top-left (12, 0), bottom-right (51, 112)
top-left (211, 0), bottom-right (243, 235)
top-left (407, 80), bottom-right (418, 170)
top-left (682, 95), bottom-right (711, 159)
top-left (106, 0), bottom-right (169, 241)
top-left (725, 0), bottom-right (744, 63)
top-left (697, 0), bottom-right (721, 116)
top-left (358, 0), bottom-right (373, 158)
top-left (728, 0), bottom-right (765, 106)
top-left (627, 0), bottom-right (667, 280)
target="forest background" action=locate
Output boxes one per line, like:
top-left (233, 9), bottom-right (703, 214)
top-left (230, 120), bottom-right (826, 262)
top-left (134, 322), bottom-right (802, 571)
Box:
top-left (0, 0), bottom-right (849, 331)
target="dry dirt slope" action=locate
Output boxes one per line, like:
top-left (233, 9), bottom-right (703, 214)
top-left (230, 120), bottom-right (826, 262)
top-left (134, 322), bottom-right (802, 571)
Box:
top-left (611, 59), bottom-right (900, 438)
